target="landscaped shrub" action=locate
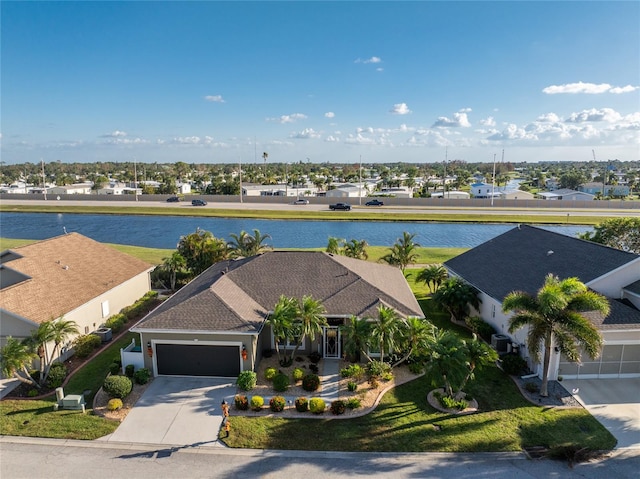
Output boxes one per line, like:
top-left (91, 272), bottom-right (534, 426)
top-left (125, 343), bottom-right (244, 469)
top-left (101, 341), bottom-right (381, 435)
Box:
top-left (105, 314), bottom-right (126, 333)
top-left (264, 367), bottom-right (278, 381)
top-left (302, 373), bottom-right (320, 391)
top-left (308, 351), bottom-right (322, 364)
top-left (381, 371), bottom-right (394, 382)
top-left (439, 395), bottom-right (468, 411)
top-left (347, 381), bottom-right (358, 392)
top-left (294, 397), bottom-right (308, 412)
top-left (330, 399), bottom-right (346, 415)
top-left (27, 389), bottom-right (38, 397)
top-left (107, 398), bottom-right (123, 411)
top-left (408, 362), bottom-right (424, 374)
top-left (465, 316), bottom-right (496, 341)
top-left (250, 395), bottom-right (264, 411)
top-left (124, 364), bottom-right (135, 378)
top-left (272, 373), bottom-right (290, 392)
top-left (73, 334), bottom-right (101, 358)
top-left (292, 367), bottom-right (305, 381)
top-left (367, 360), bottom-right (391, 379)
top-left (234, 394), bottom-right (249, 411)
top-left (103, 375), bottom-right (133, 399)
top-left (369, 377), bottom-right (379, 389)
top-left (109, 363), bottom-right (121, 375)
top-left (524, 382), bottom-right (539, 393)
top-left (236, 371), bottom-right (257, 391)
top-left (45, 363), bottom-right (68, 388)
top-left (269, 396), bottom-right (286, 412)
top-left (501, 354), bottom-right (527, 376)
top-left (340, 364), bottom-right (364, 379)
top-left (346, 398), bottom-right (361, 409)
top-left (134, 368), bottom-right (151, 385)
top-left (309, 364), bottom-right (319, 374)
top-left (309, 397), bottom-right (326, 414)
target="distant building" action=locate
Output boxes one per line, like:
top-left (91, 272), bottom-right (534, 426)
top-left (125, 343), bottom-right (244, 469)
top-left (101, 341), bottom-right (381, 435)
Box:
top-left (498, 190), bottom-right (535, 200)
top-left (470, 182), bottom-right (499, 198)
top-left (430, 191), bottom-right (470, 200)
top-left (537, 189), bottom-right (594, 201)
top-left (48, 183), bottom-right (93, 195)
top-left (579, 182), bottom-right (630, 197)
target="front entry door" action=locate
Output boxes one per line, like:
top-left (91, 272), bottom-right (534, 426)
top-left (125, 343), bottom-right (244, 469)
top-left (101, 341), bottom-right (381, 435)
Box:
top-left (323, 326), bottom-right (340, 358)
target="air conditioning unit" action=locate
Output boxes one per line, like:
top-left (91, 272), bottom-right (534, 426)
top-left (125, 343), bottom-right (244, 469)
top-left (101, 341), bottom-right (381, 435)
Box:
top-left (491, 334), bottom-right (510, 353)
top-left (93, 327), bottom-right (112, 343)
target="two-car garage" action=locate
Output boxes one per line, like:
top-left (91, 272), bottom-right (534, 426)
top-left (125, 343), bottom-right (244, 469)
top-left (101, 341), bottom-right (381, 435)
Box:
top-left (155, 343), bottom-right (242, 377)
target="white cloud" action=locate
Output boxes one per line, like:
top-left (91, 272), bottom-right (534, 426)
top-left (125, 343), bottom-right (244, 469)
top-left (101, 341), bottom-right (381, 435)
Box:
top-left (204, 95), bottom-right (225, 103)
top-left (479, 116), bottom-right (496, 127)
top-left (543, 81), bottom-right (611, 94)
top-left (432, 111), bottom-right (471, 128)
top-left (267, 113), bottom-right (308, 124)
top-left (324, 135), bottom-right (340, 142)
top-left (390, 103), bottom-right (412, 115)
top-left (172, 136), bottom-right (202, 144)
top-left (376, 67), bottom-right (384, 72)
top-left (536, 113), bottom-right (561, 123)
top-left (609, 85), bottom-right (639, 94)
top-left (355, 56), bottom-right (382, 64)
top-left (291, 128), bottom-right (321, 139)
top-left (103, 130), bottom-right (127, 138)
top-left (487, 123), bottom-right (536, 141)
top-left (565, 108), bottom-right (622, 123)
top-left (324, 112), bottom-right (335, 118)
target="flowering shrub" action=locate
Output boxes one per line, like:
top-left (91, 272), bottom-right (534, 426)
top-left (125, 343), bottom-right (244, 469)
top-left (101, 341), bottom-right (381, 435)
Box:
top-left (264, 367), bottom-right (277, 381)
top-left (295, 397), bottom-right (308, 412)
top-left (292, 367), bottom-right (305, 381)
top-left (234, 394), bottom-right (249, 411)
top-left (302, 373), bottom-right (320, 391)
top-left (107, 398), bottom-right (123, 411)
top-left (269, 396), bottom-right (286, 412)
top-left (330, 400), bottom-right (346, 415)
top-left (250, 395), bottom-right (264, 411)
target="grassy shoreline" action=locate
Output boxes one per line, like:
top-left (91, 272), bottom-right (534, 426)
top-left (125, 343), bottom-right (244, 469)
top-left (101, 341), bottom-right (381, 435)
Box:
top-left (0, 203), bottom-right (612, 225)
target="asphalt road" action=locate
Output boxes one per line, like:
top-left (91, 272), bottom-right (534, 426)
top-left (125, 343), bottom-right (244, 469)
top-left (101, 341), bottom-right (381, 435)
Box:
top-left (1, 438), bottom-right (639, 479)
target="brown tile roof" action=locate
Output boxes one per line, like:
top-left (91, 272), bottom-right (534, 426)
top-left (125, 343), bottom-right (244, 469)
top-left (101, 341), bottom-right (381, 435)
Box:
top-left (0, 233), bottom-right (153, 323)
top-left (134, 251), bottom-right (423, 333)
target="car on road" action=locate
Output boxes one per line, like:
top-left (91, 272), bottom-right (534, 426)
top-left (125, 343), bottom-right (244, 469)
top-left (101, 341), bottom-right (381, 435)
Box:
top-left (365, 199), bottom-right (384, 206)
top-left (293, 198), bottom-right (309, 205)
top-left (191, 199), bottom-right (207, 206)
top-left (329, 202), bottom-right (351, 211)
top-left (166, 196), bottom-right (181, 203)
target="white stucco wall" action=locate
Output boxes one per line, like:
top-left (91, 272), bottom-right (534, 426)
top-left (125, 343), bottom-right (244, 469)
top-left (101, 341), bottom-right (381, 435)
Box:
top-left (587, 259), bottom-right (640, 299)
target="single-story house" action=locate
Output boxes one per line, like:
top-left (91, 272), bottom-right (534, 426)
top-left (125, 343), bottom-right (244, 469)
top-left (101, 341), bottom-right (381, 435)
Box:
top-left (444, 225), bottom-right (640, 380)
top-left (498, 190), bottom-right (535, 200)
top-left (48, 183), bottom-right (93, 195)
top-left (578, 183), bottom-right (630, 197)
top-left (537, 189), bottom-right (595, 201)
top-left (0, 233), bottom-right (154, 364)
top-left (470, 182), bottom-right (500, 198)
top-left (430, 191), bottom-right (471, 200)
top-left (325, 186), bottom-right (364, 198)
top-left (131, 251), bottom-right (423, 378)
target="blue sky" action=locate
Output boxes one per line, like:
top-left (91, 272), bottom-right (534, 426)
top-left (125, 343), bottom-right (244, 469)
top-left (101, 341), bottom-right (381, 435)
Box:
top-left (2, 1), bottom-right (639, 165)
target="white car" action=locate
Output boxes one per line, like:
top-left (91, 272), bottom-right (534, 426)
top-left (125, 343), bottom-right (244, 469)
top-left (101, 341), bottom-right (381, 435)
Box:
top-left (293, 198), bottom-right (309, 205)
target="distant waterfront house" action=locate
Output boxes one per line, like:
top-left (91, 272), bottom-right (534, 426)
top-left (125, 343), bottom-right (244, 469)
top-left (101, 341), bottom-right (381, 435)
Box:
top-left (578, 182), bottom-right (630, 197)
top-left (325, 186), bottom-right (363, 198)
top-left (444, 225), bottom-right (640, 381)
top-left (0, 233), bottom-right (153, 365)
top-left (537, 189), bottom-right (595, 201)
top-left (131, 252), bottom-right (423, 378)
top-left (48, 183), bottom-right (93, 195)
top-left (97, 182), bottom-right (142, 195)
top-left (470, 182), bottom-right (500, 198)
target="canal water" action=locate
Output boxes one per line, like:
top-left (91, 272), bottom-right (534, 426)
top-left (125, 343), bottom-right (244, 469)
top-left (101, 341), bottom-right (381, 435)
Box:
top-left (0, 212), bottom-right (592, 249)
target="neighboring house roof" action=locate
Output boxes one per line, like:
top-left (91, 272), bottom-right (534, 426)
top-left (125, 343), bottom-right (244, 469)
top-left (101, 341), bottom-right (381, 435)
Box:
top-left (134, 251), bottom-right (423, 333)
top-left (0, 233), bottom-right (153, 324)
top-left (625, 280), bottom-right (640, 295)
top-left (537, 189), bottom-right (595, 199)
top-left (582, 299), bottom-right (640, 330)
top-left (444, 225), bottom-right (640, 301)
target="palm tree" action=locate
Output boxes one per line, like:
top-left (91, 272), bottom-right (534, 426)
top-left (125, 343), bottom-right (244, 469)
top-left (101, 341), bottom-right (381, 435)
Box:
top-left (228, 229), bottom-right (272, 258)
top-left (342, 239), bottom-right (368, 260)
top-left (432, 277), bottom-right (481, 322)
top-left (369, 305), bottom-right (403, 363)
top-left (424, 329), bottom-right (468, 398)
top-left (457, 334), bottom-right (498, 392)
top-left (266, 296), bottom-right (298, 364)
top-left (40, 318), bottom-right (79, 385)
top-left (0, 337), bottom-right (39, 389)
top-left (162, 252), bottom-right (186, 291)
top-left (340, 316), bottom-right (372, 363)
top-left (177, 228), bottom-right (228, 276)
top-left (262, 151), bottom-right (268, 174)
top-left (326, 236), bottom-right (343, 255)
top-left (380, 232), bottom-right (420, 272)
top-left (416, 265), bottom-right (448, 293)
top-left (391, 316), bottom-right (435, 368)
top-left (503, 274), bottom-right (608, 397)
top-left (288, 295), bottom-right (327, 362)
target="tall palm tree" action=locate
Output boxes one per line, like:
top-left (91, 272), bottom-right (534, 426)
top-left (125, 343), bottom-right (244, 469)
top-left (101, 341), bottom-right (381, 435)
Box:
top-left (457, 334), bottom-right (498, 392)
top-left (229, 229), bottom-right (272, 258)
top-left (416, 265), bottom-right (449, 293)
top-left (503, 274), bottom-right (609, 397)
top-left (41, 318), bottom-right (79, 384)
top-left (340, 316), bottom-right (372, 363)
top-left (162, 252), bottom-right (186, 291)
top-left (432, 277), bottom-right (481, 322)
top-left (342, 239), bottom-right (368, 260)
top-left (369, 305), bottom-right (402, 363)
top-left (289, 295), bottom-right (327, 361)
top-left (391, 316), bottom-right (435, 368)
top-left (0, 337), bottom-right (39, 389)
top-left (380, 232), bottom-right (420, 272)
top-left (424, 329), bottom-right (468, 398)
top-left (266, 295), bottom-right (298, 364)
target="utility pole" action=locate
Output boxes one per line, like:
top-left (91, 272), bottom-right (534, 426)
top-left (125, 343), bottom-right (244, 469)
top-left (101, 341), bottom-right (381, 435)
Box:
top-left (133, 157), bottom-right (138, 201)
top-left (491, 153), bottom-right (497, 207)
top-left (359, 155), bottom-right (362, 206)
top-left (239, 155), bottom-right (243, 204)
top-left (41, 158), bottom-right (47, 200)
top-left (443, 147), bottom-right (448, 198)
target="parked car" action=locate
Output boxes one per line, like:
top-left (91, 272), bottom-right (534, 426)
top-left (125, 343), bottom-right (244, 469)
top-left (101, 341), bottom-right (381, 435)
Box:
top-left (293, 198), bottom-right (309, 205)
top-left (365, 199), bottom-right (384, 206)
top-left (166, 196), bottom-right (181, 203)
top-left (329, 202), bottom-right (351, 211)
top-left (191, 199), bottom-right (207, 206)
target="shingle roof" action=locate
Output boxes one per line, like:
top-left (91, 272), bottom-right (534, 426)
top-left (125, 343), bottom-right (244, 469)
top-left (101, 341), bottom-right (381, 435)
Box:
top-left (582, 299), bottom-right (640, 330)
top-left (0, 233), bottom-right (153, 323)
top-left (134, 251), bottom-right (423, 333)
top-left (444, 225), bottom-right (640, 301)
top-left (624, 280), bottom-right (640, 295)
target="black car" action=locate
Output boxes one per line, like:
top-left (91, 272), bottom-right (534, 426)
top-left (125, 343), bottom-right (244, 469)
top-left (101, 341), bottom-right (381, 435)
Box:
top-left (329, 202), bottom-right (351, 211)
top-left (166, 196), bottom-right (181, 203)
top-left (191, 199), bottom-right (207, 206)
top-left (365, 199), bottom-right (384, 206)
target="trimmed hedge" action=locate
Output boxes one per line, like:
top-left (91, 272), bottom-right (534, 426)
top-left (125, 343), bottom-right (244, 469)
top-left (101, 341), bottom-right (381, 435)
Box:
top-left (73, 334), bottom-right (101, 358)
top-left (250, 395), bottom-right (264, 411)
top-left (103, 375), bottom-right (133, 399)
top-left (272, 373), bottom-right (290, 392)
top-left (309, 397), bottom-right (326, 414)
top-left (46, 363), bottom-right (68, 388)
top-left (269, 396), bottom-right (286, 412)
top-left (134, 368), bottom-right (151, 385)
top-left (294, 397), bottom-right (308, 412)
top-left (236, 371), bottom-right (257, 391)
top-left (302, 373), bottom-right (320, 391)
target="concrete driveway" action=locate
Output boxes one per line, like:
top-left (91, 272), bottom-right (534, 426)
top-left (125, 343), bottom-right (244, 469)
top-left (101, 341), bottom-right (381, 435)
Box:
top-left (561, 378), bottom-right (640, 449)
top-left (100, 377), bottom-right (236, 447)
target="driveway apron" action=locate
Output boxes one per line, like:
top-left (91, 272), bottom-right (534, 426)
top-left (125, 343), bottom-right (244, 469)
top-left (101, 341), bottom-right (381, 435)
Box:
top-left (101, 377), bottom-right (236, 447)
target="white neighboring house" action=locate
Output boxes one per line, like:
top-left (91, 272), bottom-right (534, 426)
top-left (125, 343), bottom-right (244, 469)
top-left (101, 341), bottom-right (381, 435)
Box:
top-left (430, 191), bottom-right (471, 199)
top-left (470, 182), bottom-right (500, 198)
top-left (0, 233), bottom-right (154, 367)
top-left (444, 225), bottom-right (640, 381)
top-left (537, 189), bottom-right (595, 201)
top-left (178, 183), bottom-right (191, 194)
top-left (48, 183), bottom-right (93, 195)
top-left (0, 182), bottom-right (29, 194)
top-left (498, 190), bottom-right (535, 200)
top-left (325, 186), bottom-right (362, 198)
top-left (97, 182), bottom-right (142, 195)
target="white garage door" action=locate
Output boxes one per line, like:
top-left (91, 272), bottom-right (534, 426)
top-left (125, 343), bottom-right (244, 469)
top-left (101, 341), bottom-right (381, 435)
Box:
top-left (559, 344), bottom-right (640, 379)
